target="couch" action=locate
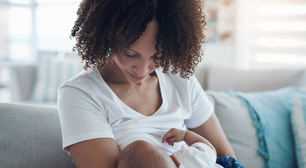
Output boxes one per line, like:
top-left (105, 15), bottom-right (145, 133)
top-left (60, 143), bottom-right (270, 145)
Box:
top-left (9, 62), bottom-right (306, 104)
top-left (2, 63), bottom-right (306, 168)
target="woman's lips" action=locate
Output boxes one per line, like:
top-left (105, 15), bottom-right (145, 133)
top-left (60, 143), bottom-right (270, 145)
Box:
top-left (129, 73), bottom-right (146, 80)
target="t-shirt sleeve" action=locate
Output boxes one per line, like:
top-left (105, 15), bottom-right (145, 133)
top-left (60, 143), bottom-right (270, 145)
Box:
top-left (57, 83), bottom-right (114, 153)
top-left (185, 75), bottom-right (214, 128)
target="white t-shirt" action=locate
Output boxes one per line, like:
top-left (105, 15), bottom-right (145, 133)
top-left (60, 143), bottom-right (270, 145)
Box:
top-left (57, 67), bottom-right (214, 155)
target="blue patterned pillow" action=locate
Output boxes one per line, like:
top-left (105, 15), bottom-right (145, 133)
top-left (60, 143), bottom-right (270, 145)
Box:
top-left (31, 56), bottom-right (83, 102)
top-left (225, 87), bottom-right (305, 168)
top-left (291, 93), bottom-right (306, 168)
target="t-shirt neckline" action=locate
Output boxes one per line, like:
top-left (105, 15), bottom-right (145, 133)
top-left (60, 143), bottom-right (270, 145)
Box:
top-left (96, 69), bottom-right (165, 117)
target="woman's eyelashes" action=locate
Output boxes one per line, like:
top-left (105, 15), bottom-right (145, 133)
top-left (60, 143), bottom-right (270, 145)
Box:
top-left (123, 50), bottom-right (137, 58)
top-left (125, 53), bottom-right (156, 60)
top-left (125, 53), bottom-right (137, 58)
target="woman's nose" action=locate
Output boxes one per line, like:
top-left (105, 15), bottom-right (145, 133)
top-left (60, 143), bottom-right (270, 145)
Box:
top-left (134, 59), bottom-right (153, 76)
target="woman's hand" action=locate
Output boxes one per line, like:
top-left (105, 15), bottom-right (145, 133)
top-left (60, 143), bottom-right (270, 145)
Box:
top-left (162, 128), bottom-right (186, 146)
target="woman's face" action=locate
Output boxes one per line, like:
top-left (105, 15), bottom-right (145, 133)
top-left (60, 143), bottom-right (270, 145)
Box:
top-left (113, 17), bottom-right (162, 84)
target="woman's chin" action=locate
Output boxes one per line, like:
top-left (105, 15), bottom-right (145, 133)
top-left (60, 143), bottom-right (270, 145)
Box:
top-left (126, 73), bottom-right (148, 84)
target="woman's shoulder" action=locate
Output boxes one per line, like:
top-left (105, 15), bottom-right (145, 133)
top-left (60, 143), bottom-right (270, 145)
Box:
top-left (58, 68), bottom-right (104, 92)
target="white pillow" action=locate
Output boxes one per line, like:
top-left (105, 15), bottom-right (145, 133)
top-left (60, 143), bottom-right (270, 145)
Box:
top-left (291, 93), bottom-right (306, 168)
top-left (206, 91), bottom-right (265, 168)
top-left (31, 56), bottom-right (84, 102)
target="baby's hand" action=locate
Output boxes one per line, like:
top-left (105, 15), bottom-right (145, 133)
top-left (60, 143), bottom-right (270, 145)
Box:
top-left (162, 128), bottom-right (186, 146)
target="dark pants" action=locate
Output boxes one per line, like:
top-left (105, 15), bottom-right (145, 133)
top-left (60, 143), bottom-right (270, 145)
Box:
top-left (216, 156), bottom-right (245, 168)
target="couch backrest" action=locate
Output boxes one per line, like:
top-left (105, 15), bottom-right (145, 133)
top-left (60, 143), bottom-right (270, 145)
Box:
top-left (10, 63), bottom-right (306, 102)
top-left (195, 65), bottom-right (306, 92)
top-left (0, 103), bottom-right (75, 168)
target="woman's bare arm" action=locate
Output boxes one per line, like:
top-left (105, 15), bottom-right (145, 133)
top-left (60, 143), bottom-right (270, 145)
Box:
top-left (67, 138), bottom-right (120, 168)
top-left (188, 113), bottom-right (237, 159)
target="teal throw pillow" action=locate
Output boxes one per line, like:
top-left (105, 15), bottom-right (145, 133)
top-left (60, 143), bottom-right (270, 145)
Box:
top-left (225, 87), bottom-right (306, 168)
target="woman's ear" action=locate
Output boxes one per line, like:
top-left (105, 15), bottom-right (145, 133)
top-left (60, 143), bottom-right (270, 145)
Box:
top-left (170, 155), bottom-right (181, 167)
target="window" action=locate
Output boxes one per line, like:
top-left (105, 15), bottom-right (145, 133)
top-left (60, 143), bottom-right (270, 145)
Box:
top-left (36, 4), bottom-right (79, 51)
top-left (0, 0), bottom-right (81, 61)
top-left (236, 0), bottom-right (306, 69)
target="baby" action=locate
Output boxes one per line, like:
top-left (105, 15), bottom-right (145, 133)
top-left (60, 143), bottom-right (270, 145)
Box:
top-left (117, 128), bottom-right (223, 168)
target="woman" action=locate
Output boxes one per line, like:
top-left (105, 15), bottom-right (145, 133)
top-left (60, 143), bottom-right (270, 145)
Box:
top-left (57, 0), bottom-right (236, 167)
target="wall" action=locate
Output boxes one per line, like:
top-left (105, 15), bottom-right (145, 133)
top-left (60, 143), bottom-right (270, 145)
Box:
top-left (201, 43), bottom-right (236, 68)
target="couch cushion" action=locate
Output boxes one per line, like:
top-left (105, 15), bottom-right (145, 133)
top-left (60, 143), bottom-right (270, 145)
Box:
top-left (0, 103), bottom-right (75, 168)
top-left (298, 69), bottom-right (306, 86)
top-left (15, 100), bottom-right (57, 107)
top-left (291, 94), bottom-right (306, 168)
top-left (206, 91), bottom-right (265, 168)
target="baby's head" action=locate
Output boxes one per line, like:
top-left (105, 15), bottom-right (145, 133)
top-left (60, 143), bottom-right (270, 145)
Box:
top-left (117, 140), bottom-right (180, 168)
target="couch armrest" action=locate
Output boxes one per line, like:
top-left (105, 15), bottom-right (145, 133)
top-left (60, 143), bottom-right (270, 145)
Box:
top-left (10, 63), bottom-right (36, 102)
top-left (0, 102), bottom-right (75, 167)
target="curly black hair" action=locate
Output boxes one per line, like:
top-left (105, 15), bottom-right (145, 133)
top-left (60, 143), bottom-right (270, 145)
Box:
top-left (71, 0), bottom-right (207, 79)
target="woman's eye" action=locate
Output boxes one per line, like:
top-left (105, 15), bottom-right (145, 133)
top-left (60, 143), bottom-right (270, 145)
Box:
top-left (125, 53), bottom-right (137, 58)
top-left (123, 49), bottom-right (137, 57)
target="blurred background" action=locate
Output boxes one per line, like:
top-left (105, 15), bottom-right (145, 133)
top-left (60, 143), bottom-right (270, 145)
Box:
top-left (0, 0), bottom-right (305, 104)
